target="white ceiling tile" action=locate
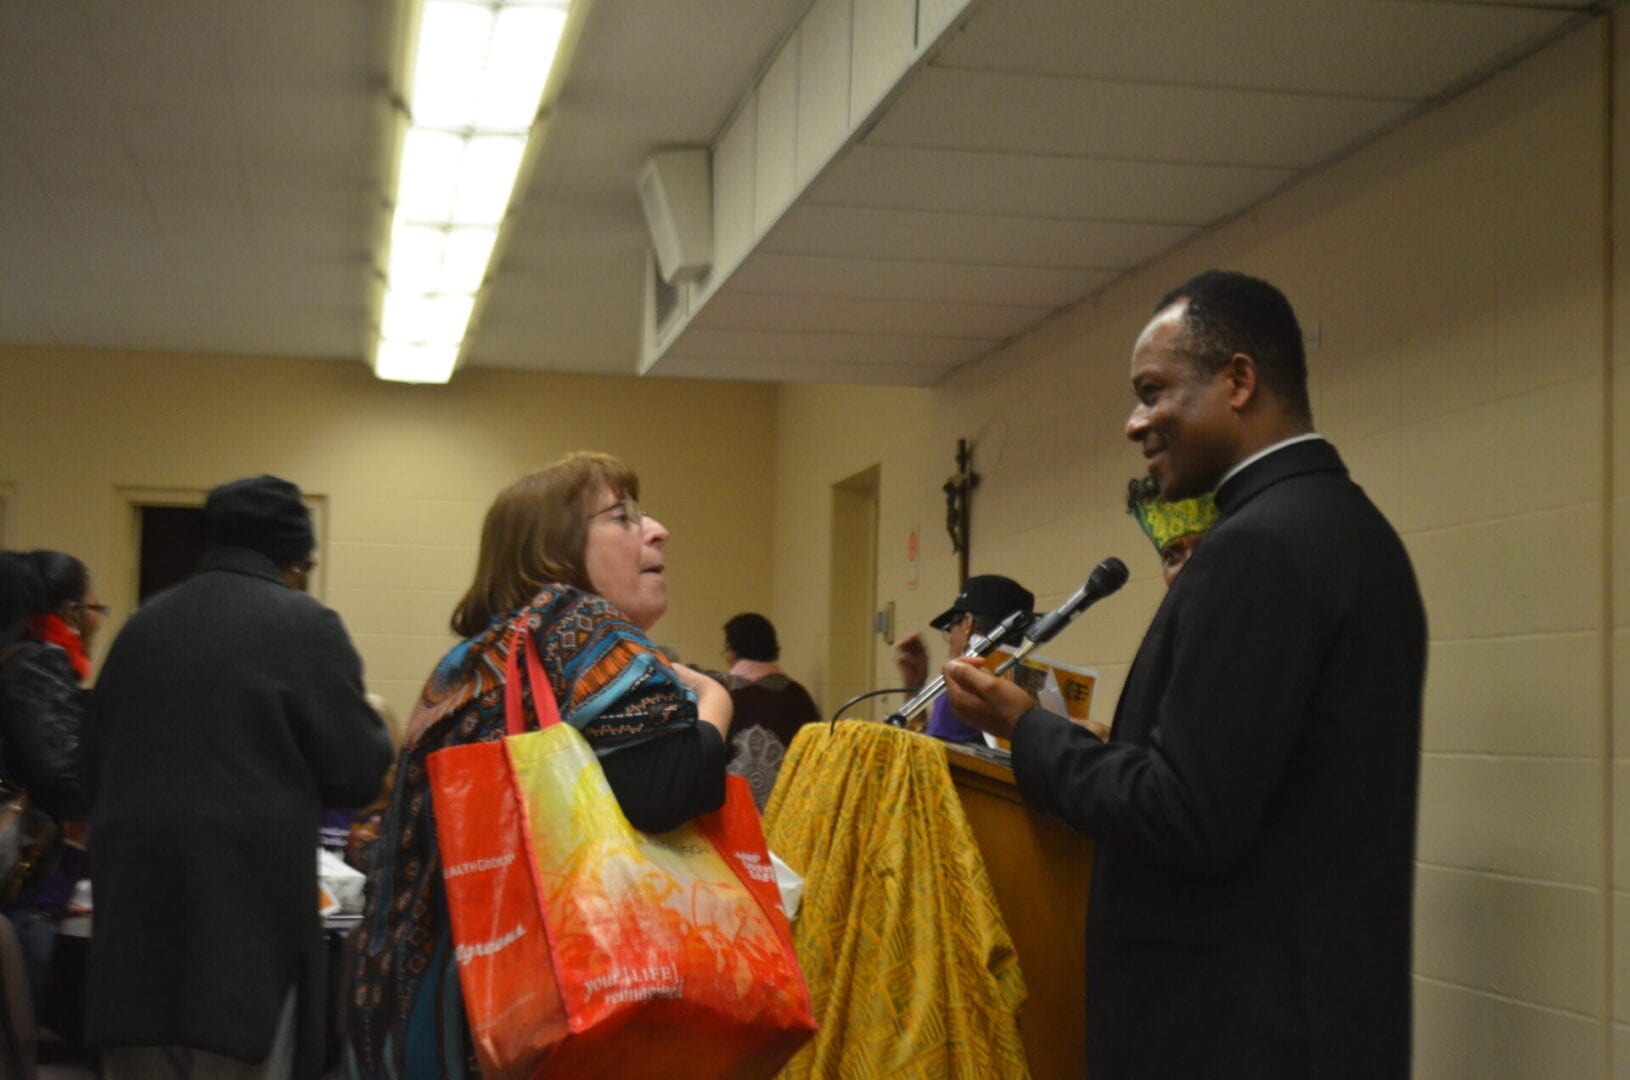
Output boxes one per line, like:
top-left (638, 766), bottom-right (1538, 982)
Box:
top-left (936, 0), bottom-right (1575, 99)
top-left (10, 124), bottom-right (146, 196)
top-left (670, 327), bottom-right (994, 366)
top-left (221, 1), bottom-right (376, 94)
top-left (867, 68), bottom-right (1414, 168)
top-left (465, 327), bottom-right (640, 375)
top-left (22, 199), bottom-right (165, 256)
top-left (0, 0), bottom-right (1595, 384)
top-left (139, 161), bottom-right (248, 198)
top-left (809, 144), bottom-right (1295, 224)
top-left (648, 354), bottom-right (946, 386)
top-left (730, 252), bottom-right (1114, 307)
top-left (691, 291), bottom-right (1049, 340)
top-left (762, 204), bottom-right (1195, 269)
top-left (86, 3), bottom-right (229, 89)
top-left (232, 96), bottom-right (380, 177)
top-left (0, 3), bottom-right (105, 110)
top-left (148, 199), bottom-right (256, 244)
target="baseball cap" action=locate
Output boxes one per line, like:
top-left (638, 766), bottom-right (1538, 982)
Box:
top-left (929, 574), bottom-right (1035, 631)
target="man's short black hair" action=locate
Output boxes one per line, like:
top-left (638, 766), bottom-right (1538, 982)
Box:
top-left (1155, 270), bottom-right (1312, 423)
top-left (724, 612), bottom-right (780, 662)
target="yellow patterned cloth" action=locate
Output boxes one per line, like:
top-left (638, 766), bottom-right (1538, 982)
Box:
top-left (764, 722), bottom-right (1029, 1079)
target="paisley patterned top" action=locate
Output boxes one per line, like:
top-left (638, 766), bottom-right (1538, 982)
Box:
top-left (342, 584), bottom-right (699, 1079)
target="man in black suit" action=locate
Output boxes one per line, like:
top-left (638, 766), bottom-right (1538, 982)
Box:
top-left (945, 270), bottom-right (1426, 1079)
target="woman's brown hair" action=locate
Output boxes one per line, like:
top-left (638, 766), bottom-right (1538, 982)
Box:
top-left (450, 452), bottom-right (640, 638)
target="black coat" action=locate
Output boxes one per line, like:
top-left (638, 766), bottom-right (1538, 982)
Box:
top-left (1011, 439), bottom-right (1427, 1079)
top-left (0, 639), bottom-right (90, 821)
top-left (87, 546), bottom-right (392, 1077)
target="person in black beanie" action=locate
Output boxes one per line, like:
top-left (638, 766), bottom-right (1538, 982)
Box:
top-left (203, 474), bottom-right (320, 591)
top-left (87, 475), bottom-right (392, 1079)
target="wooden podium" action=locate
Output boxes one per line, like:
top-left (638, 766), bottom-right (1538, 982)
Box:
top-left (945, 743), bottom-right (1094, 1079)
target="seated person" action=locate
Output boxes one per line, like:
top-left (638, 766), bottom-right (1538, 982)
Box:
top-left (720, 613), bottom-right (819, 810)
top-left (923, 575), bottom-right (1035, 745)
top-left (1126, 476), bottom-right (1218, 587)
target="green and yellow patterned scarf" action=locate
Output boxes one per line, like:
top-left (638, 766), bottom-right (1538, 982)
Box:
top-left (1126, 476), bottom-right (1219, 553)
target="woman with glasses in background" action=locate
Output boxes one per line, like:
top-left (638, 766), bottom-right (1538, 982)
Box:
top-left (343, 451), bottom-right (733, 1078)
top-left (0, 549), bottom-right (100, 1023)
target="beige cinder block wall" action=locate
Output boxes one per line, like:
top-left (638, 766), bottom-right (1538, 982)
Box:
top-left (0, 348), bottom-right (778, 719)
top-left (772, 18), bottom-right (1623, 1078)
top-left (1612, 13), bottom-right (1630, 1076)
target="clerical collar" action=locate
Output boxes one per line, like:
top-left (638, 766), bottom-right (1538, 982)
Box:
top-left (1216, 433), bottom-right (1325, 492)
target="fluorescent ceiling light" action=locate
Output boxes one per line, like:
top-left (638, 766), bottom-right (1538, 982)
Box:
top-left (410, 4), bottom-right (494, 129)
top-left (385, 224), bottom-right (445, 295)
top-left (381, 289), bottom-right (475, 346)
top-left (395, 129), bottom-right (462, 224)
top-left (451, 136), bottom-right (526, 225)
top-left (374, 0), bottom-right (571, 384)
top-left (479, 7), bottom-right (568, 128)
top-left (440, 228), bottom-right (498, 292)
top-left (387, 222), bottom-right (498, 295)
top-left (374, 341), bottom-right (460, 384)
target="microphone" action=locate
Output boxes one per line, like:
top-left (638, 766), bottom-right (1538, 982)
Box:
top-left (885, 606), bottom-right (1034, 726)
top-left (1023, 558), bottom-right (1130, 646)
top-left (979, 558), bottom-right (1128, 687)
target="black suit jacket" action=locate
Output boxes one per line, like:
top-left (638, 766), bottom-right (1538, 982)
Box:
top-left (1011, 439), bottom-right (1426, 1079)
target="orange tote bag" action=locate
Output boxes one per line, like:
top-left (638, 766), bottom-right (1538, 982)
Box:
top-left (428, 620), bottom-right (816, 1078)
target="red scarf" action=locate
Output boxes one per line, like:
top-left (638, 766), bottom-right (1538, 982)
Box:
top-left (27, 614), bottom-right (90, 681)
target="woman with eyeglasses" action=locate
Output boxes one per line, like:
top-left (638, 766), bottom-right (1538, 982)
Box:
top-left (343, 451), bottom-right (733, 1077)
top-left (0, 549), bottom-right (99, 1022)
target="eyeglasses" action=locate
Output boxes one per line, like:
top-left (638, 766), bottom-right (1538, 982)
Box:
top-left (76, 602), bottom-right (110, 616)
top-left (588, 496), bottom-right (644, 527)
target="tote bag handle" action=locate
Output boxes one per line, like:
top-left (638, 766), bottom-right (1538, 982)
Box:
top-left (502, 618), bottom-right (562, 737)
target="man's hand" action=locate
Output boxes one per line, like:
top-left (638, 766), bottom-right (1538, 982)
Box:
top-left (894, 633), bottom-right (928, 691)
top-left (942, 659), bottom-right (1033, 741)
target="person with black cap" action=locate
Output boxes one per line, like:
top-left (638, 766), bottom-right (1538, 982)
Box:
top-left (87, 475), bottom-right (392, 1080)
top-left (920, 574), bottom-right (1035, 745)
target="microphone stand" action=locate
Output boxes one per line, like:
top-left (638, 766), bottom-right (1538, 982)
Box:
top-left (882, 608), bottom-right (1034, 727)
top-left (829, 687), bottom-right (915, 728)
top-left (947, 556), bottom-right (1132, 715)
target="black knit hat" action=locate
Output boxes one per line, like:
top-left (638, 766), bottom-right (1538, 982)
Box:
top-left (929, 574), bottom-right (1034, 632)
top-left (203, 475), bottom-right (314, 565)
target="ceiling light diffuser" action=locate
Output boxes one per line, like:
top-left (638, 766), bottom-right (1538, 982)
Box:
top-left (374, 0), bottom-right (572, 384)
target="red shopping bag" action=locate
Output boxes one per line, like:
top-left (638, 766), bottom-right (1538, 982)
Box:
top-left (428, 620), bottom-right (816, 1078)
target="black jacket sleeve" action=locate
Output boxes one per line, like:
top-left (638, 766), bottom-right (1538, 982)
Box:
top-left (598, 723), bottom-right (727, 833)
top-left (287, 604), bottom-right (395, 809)
top-left (1011, 523), bottom-right (1322, 876)
top-left (0, 644), bottom-right (91, 819)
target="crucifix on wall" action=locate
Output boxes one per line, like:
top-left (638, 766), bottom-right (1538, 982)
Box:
top-left (942, 437), bottom-right (979, 584)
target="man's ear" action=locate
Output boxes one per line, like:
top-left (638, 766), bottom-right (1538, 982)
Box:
top-left (1224, 352), bottom-right (1258, 412)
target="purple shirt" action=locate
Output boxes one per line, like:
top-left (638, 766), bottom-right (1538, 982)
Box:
top-left (924, 694), bottom-right (985, 745)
